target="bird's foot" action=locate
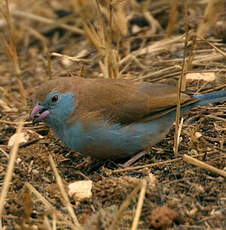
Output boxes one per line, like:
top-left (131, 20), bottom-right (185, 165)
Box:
top-left (118, 151), bottom-right (147, 168)
top-left (119, 146), bottom-right (152, 168)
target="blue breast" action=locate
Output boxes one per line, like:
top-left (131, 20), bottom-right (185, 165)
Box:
top-left (52, 112), bottom-right (176, 159)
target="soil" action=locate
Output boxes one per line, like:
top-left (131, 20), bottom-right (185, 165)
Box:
top-left (0, 1), bottom-right (225, 229)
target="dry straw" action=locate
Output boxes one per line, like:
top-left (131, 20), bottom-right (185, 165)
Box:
top-left (49, 155), bottom-right (82, 229)
top-left (108, 180), bottom-right (142, 230)
top-left (131, 179), bottom-right (147, 230)
top-left (0, 0), bottom-right (225, 228)
top-left (183, 154), bottom-right (226, 178)
top-left (0, 121), bottom-right (24, 228)
top-left (0, 0), bottom-right (26, 105)
top-left (72, 0), bottom-right (127, 78)
top-left (197, 0), bottom-right (223, 38)
top-left (25, 182), bottom-right (80, 230)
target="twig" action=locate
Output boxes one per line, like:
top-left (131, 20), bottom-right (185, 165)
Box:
top-left (194, 208), bottom-right (226, 224)
top-left (49, 155), bottom-right (82, 229)
top-left (0, 148), bottom-right (9, 158)
top-left (120, 35), bottom-right (184, 65)
top-left (19, 138), bottom-right (40, 148)
top-left (173, 117), bottom-right (184, 155)
top-left (165, 0), bottom-right (179, 37)
top-left (131, 179), bottom-right (147, 230)
top-left (43, 216), bottom-right (52, 230)
top-left (173, 1), bottom-right (189, 155)
top-left (109, 182), bottom-right (141, 230)
top-left (52, 212), bottom-right (56, 230)
top-left (1, 0), bottom-right (27, 105)
top-left (12, 10), bottom-right (84, 35)
top-left (25, 183), bottom-right (78, 230)
top-left (197, 0), bottom-right (223, 38)
top-left (0, 121), bottom-right (24, 227)
top-left (47, 52), bottom-right (52, 80)
top-left (197, 36), bottom-right (226, 58)
top-left (0, 119), bottom-right (31, 125)
top-left (113, 158), bottom-right (182, 173)
top-left (183, 154), bottom-right (226, 177)
top-left (51, 52), bottom-right (90, 63)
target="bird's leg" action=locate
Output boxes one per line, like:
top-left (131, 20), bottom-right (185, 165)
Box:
top-left (72, 155), bottom-right (93, 170)
top-left (119, 146), bottom-right (152, 168)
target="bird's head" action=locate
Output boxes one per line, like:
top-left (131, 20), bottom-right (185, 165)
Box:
top-left (30, 79), bottom-right (75, 128)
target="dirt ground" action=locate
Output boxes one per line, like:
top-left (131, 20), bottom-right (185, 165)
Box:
top-left (0, 0), bottom-right (225, 229)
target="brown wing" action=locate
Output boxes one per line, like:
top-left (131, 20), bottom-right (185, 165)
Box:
top-left (64, 77), bottom-right (198, 124)
top-left (34, 77), bottom-right (198, 124)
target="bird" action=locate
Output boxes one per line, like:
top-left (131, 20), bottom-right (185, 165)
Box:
top-left (30, 77), bottom-right (226, 160)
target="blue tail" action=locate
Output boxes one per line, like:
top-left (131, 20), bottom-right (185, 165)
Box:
top-left (194, 90), bottom-right (226, 106)
top-left (179, 90), bottom-right (226, 115)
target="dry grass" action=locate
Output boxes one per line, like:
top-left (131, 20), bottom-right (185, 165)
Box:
top-left (0, 0), bottom-right (225, 229)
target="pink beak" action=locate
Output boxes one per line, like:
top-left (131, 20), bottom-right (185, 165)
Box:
top-left (30, 104), bottom-right (50, 124)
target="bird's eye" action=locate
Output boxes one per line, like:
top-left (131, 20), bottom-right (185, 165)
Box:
top-left (51, 95), bottom-right (59, 103)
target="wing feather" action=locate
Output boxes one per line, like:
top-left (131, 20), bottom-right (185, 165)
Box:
top-left (34, 77), bottom-right (198, 125)
top-left (65, 77), bottom-right (197, 124)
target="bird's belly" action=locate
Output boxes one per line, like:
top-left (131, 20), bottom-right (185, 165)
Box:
top-left (56, 117), bottom-right (174, 159)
